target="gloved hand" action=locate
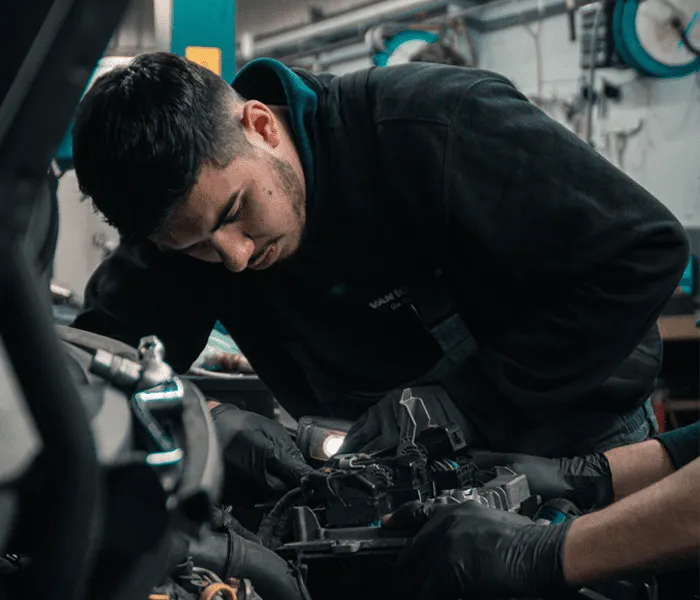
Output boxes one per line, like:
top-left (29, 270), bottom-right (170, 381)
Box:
top-left (210, 404), bottom-right (313, 494)
top-left (385, 500), bottom-right (574, 599)
top-left (469, 450), bottom-right (613, 511)
top-left (339, 385), bottom-right (471, 454)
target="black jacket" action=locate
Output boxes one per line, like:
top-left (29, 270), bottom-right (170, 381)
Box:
top-left (73, 63), bottom-right (689, 452)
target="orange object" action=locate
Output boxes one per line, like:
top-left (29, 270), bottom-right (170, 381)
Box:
top-left (185, 46), bottom-right (223, 76)
top-left (198, 582), bottom-right (238, 600)
top-left (652, 399), bottom-right (667, 433)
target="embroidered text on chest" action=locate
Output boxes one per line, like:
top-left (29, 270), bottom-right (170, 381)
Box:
top-left (368, 286), bottom-right (409, 310)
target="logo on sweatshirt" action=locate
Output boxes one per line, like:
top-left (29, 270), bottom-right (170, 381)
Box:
top-left (368, 286), bottom-right (410, 311)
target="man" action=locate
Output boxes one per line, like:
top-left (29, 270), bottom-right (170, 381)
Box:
top-left (385, 420), bottom-right (700, 599)
top-left (71, 52), bottom-right (688, 490)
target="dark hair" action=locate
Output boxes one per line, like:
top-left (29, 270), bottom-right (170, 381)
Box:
top-left (72, 52), bottom-right (249, 240)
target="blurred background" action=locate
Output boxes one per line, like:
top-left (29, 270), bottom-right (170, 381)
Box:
top-left (51, 0), bottom-right (699, 302)
top-left (49, 0), bottom-right (699, 427)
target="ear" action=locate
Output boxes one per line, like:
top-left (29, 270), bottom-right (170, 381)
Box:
top-left (240, 100), bottom-right (281, 149)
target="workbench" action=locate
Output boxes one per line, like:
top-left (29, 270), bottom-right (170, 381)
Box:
top-left (658, 312), bottom-right (700, 342)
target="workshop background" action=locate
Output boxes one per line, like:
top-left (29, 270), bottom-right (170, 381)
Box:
top-left (51, 0), bottom-right (699, 425)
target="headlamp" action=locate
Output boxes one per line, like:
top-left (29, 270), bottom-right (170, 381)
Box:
top-left (296, 416), bottom-right (351, 461)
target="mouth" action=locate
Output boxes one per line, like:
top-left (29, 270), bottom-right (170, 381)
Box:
top-left (249, 241), bottom-right (278, 271)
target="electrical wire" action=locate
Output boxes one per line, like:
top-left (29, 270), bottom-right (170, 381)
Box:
top-left (586, 1), bottom-right (605, 146)
top-left (653, 0), bottom-right (700, 56)
top-left (672, 16), bottom-right (700, 56)
top-left (257, 487), bottom-right (304, 549)
top-left (522, 0), bottom-right (545, 103)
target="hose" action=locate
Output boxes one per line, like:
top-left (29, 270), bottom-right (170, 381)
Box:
top-left (257, 487), bottom-right (303, 549)
top-left (230, 536), bottom-right (307, 600)
top-left (186, 529), bottom-right (307, 600)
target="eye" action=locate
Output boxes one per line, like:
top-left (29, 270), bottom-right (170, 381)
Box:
top-left (223, 194), bottom-right (245, 226)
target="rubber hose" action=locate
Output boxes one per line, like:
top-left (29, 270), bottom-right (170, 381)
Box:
top-left (187, 530), bottom-right (306, 600)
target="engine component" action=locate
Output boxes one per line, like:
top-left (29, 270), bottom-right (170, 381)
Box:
top-left (296, 388), bottom-right (474, 531)
top-left (273, 389), bottom-right (658, 600)
top-left (436, 466), bottom-right (538, 514)
top-left (274, 388), bottom-right (527, 560)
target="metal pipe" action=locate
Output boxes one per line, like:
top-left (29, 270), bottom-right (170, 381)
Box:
top-left (267, 0), bottom-right (570, 66)
top-left (252, 0), bottom-right (450, 57)
top-left (153, 0), bottom-right (173, 52)
top-left (424, 0), bottom-right (566, 29)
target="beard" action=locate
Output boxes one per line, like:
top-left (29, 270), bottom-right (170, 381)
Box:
top-left (264, 152), bottom-right (307, 256)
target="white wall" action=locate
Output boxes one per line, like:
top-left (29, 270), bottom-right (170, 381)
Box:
top-left (475, 13), bottom-right (700, 227)
top-left (52, 56), bottom-right (132, 300)
top-left (53, 171), bottom-right (119, 302)
top-left (318, 12), bottom-right (700, 227)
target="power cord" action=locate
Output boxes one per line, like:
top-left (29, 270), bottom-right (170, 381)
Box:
top-left (671, 16), bottom-right (700, 57)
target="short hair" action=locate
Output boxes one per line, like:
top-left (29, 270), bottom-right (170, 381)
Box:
top-left (72, 52), bottom-right (249, 240)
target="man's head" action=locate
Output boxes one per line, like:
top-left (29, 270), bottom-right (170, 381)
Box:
top-left (73, 52), bottom-right (306, 272)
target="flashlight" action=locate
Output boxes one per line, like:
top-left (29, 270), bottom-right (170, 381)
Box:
top-left (296, 416), bottom-right (351, 461)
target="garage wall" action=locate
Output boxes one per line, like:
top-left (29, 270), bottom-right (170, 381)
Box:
top-left (475, 13), bottom-right (700, 228)
top-left (53, 172), bottom-right (119, 302)
top-left (317, 11), bottom-right (699, 229)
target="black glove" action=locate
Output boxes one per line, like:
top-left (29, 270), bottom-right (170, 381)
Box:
top-left (470, 450), bottom-right (613, 511)
top-left (340, 385), bottom-right (472, 454)
top-left (210, 404), bottom-right (313, 494)
top-left (386, 500), bottom-right (574, 599)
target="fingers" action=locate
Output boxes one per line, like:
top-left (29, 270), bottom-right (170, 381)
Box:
top-left (338, 411), bottom-right (377, 453)
top-left (382, 500), bottom-right (456, 530)
top-left (394, 504), bottom-right (467, 600)
top-left (267, 444), bottom-right (314, 489)
top-left (382, 501), bottom-right (430, 529)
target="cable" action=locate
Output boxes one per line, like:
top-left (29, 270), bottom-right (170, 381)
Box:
top-left (291, 560), bottom-right (314, 600)
top-left (672, 16), bottom-right (700, 57)
top-left (586, 2), bottom-right (604, 146)
top-left (257, 487), bottom-right (303, 549)
top-left (198, 582), bottom-right (238, 600)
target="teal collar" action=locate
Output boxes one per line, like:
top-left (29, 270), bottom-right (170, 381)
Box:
top-left (233, 58), bottom-right (318, 201)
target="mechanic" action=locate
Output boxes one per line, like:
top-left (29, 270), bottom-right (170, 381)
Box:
top-left (385, 420), bottom-right (700, 599)
top-left (70, 52), bottom-right (689, 492)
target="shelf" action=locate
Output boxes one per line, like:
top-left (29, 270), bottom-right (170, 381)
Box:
top-left (658, 313), bottom-right (700, 341)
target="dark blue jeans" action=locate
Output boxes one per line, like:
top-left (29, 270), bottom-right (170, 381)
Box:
top-left (581, 398), bottom-right (659, 454)
top-left (509, 398), bottom-right (659, 457)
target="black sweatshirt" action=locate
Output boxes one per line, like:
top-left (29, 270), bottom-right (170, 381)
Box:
top-left (73, 62), bottom-right (689, 455)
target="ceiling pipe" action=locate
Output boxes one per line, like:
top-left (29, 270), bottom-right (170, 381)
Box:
top-left (270, 0), bottom-right (567, 66)
top-left (251, 0), bottom-right (451, 57)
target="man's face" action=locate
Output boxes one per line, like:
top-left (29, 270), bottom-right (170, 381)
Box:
top-left (152, 102), bottom-right (306, 272)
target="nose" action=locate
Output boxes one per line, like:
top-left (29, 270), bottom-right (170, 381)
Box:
top-left (211, 229), bottom-right (255, 272)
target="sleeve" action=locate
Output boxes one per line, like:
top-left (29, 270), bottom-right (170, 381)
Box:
top-left (72, 240), bottom-right (216, 374)
top-left (214, 323), bottom-right (322, 420)
top-left (443, 77), bottom-right (689, 408)
top-left (655, 422), bottom-right (700, 470)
